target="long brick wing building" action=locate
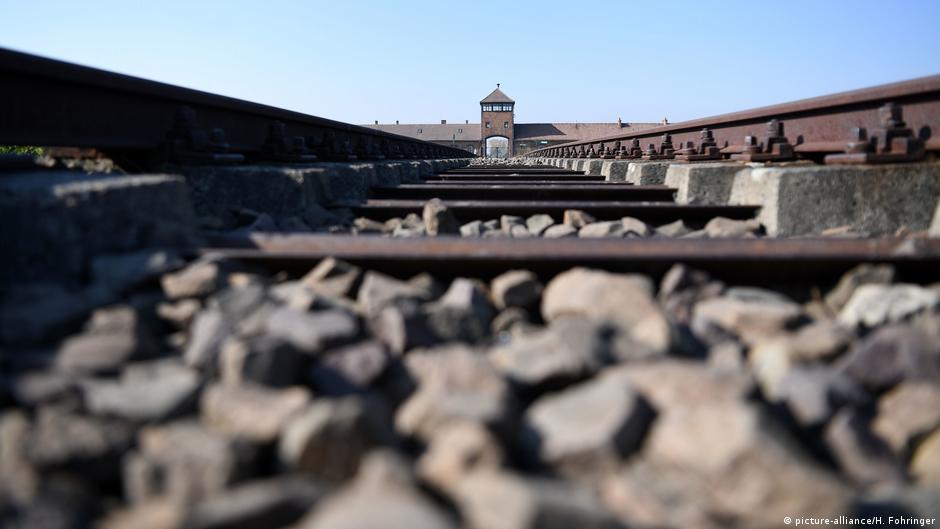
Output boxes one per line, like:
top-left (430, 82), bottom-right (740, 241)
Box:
top-left (365, 85), bottom-right (659, 157)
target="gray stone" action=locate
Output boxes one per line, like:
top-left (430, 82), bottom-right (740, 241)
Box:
top-left (911, 429), bottom-right (940, 484)
top-left (184, 307), bottom-right (228, 369)
top-left (352, 217), bottom-right (384, 234)
top-left (542, 268), bottom-right (673, 355)
top-left (416, 421), bottom-right (504, 491)
top-left (310, 340), bottom-right (389, 395)
top-left (26, 405), bottom-right (133, 474)
top-left (392, 225), bottom-right (425, 237)
top-left (300, 258), bottom-right (363, 299)
top-left (453, 470), bottom-right (624, 529)
top-left (7, 371), bottom-right (79, 408)
top-left (200, 384), bottom-right (311, 442)
top-left (786, 320), bottom-right (855, 362)
top-left (491, 307), bottom-right (532, 334)
top-left (125, 421), bottom-right (257, 505)
top-left (400, 212), bottom-right (423, 230)
top-left (692, 287), bottom-right (802, 345)
top-left (371, 300), bottom-right (438, 355)
top-left (703, 216), bottom-right (762, 238)
top-left (619, 216), bottom-right (650, 237)
top-left (578, 221), bottom-right (626, 238)
top-left (490, 270), bottom-right (542, 309)
top-left (601, 359), bottom-right (753, 411)
top-left (55, 305), bottom-right (158, 374)
top-left (422, 198), bottom-right (460, 236)
top-left (220, 335), bottom-right (306, 388)
top-left (838, 283), bottom-right (939, 328)
top-left (643, 398), bottom-right (849, 526)
top-left (824, 408), bottom-right (905, 487)
top-left (278, 396), bottom-right (395, 483)
top-left (525, 377), bottom-right (653, 477)
top-left (664, 162), bottom-right (744, 205)
top-left (0, 411), bottom-right (38, 503)
top-left (525, 214), bottom-right (554, 235)
top-left (657, 264), bottom-right (723, 324)
top-left (562, 209), bottom-right (595, 228)
top-left (825, 264), bottom-right (895, 313)
top-left (600, 460), bottom-right (718, 529)
top-left (161, 258), bottom-right (224, 300)
top-left (460, 220), bottom-right (484, 237)
top-left (424, 278), bottom-right (495, 343)
top-left (509, 224), bottom-right (532, 238)
top-left (83, 360), bottom-right (201, 422)
top-left (873, 382), bottom-right (940, 456)
top-left (298, 451), bottom-right (457, 529)
top-left (181, 476), bottom-right (323, 529)
top-left (357, 271), bottom-right (434, 317)
top-left (482, 219), bottom-right (499, 231)
top-left (489, 317), bottom-right (613, 388)
top-left (500, 215), bottom-right (525, 234)
top-left (776, 366), bottom-right (870, 426)
top-left (728, 162), bottom-right (940, 236)
top-left (265, 307), bottom-right (360, 354)
top-left (397, 345), bottom-right (516, 441)
top-left (542, 224), bottom-right (577, 238)
top-left (836, 323), bottom-right (940, 391)
top-left (157, 298), bottom-right (201, 329)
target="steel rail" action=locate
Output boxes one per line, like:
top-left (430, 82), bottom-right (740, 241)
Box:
top-left (369, 183), bottom-right (676, 201)
top-left (0, 47), bottom-right (470, 165)
top-left (203, 234), bottom-right (940, 282)
top-left (330, 199), bottom-right (759, 223)
top-left (524, 74), bottom-right (940, 158)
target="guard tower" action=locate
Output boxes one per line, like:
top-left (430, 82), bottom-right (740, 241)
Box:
top-left (480, 84), bottom-right (514, 157)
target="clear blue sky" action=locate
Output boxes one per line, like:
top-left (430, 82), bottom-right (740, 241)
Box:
top-left (2, 0), bottom-right (939, 125)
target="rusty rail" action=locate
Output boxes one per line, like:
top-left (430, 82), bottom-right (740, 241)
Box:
top-left (0, 47), bottom-right (471, 168)
top-left (205, 233), bottom-right (940, 283)
top-left (523, 75), bottom-right (940, 162)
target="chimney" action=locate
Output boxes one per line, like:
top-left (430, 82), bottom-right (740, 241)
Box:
top-left (465, 119), bottom-right (469, 124)
top-left (374, 120), bottom-right (378, 125)
top-left (395, 120), bottom-right (399, 125)
top-left (617, 117), bottom-right (622, 127)
top-left (441, 119), bottom-right (446, 124)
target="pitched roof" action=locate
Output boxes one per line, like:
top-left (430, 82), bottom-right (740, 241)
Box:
top-left (480, 88), bottom-right (514, 104)
top-left (513, 122), bottom-right (660, 141)
top-left (363, 123), bottom-right (481, 142)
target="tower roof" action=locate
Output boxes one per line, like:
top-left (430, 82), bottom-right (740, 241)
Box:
top-left (480, 86), bottom-right (514, 104)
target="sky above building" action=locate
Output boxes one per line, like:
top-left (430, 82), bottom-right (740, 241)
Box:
top-left (2, 0), bottom-right (939, 126)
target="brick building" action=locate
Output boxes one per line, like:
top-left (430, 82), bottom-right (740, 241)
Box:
top-left (364, 85), bottom-right (659, 157)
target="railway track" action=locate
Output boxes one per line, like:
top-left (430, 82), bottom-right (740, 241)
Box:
top-left (3, 49), bottom-right (940, 529)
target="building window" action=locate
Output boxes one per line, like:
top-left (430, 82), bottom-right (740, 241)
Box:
top-left (485, 122), bottom-right (491, 128)
top-left (458, 128), bottom-right (463, 133)
top-left (504, 122), bottom-right (509, 129)
top-left (417, 128), bottom-right (422, 133)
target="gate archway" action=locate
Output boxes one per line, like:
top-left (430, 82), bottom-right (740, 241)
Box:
top-left (484, 135), bottom-right (510, 158)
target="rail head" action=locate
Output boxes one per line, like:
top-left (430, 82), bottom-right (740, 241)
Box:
top-left (524, 74), bottom-right (940, 161)
top-left (0, 47), bottom-right (474, 166)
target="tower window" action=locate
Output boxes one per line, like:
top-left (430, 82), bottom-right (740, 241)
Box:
top-left (504, 122), bottom-right (509, 129)
top-left (417, 128), bottom-right (422, 133)
top-left (485, 122), bottom-right (491, 128)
